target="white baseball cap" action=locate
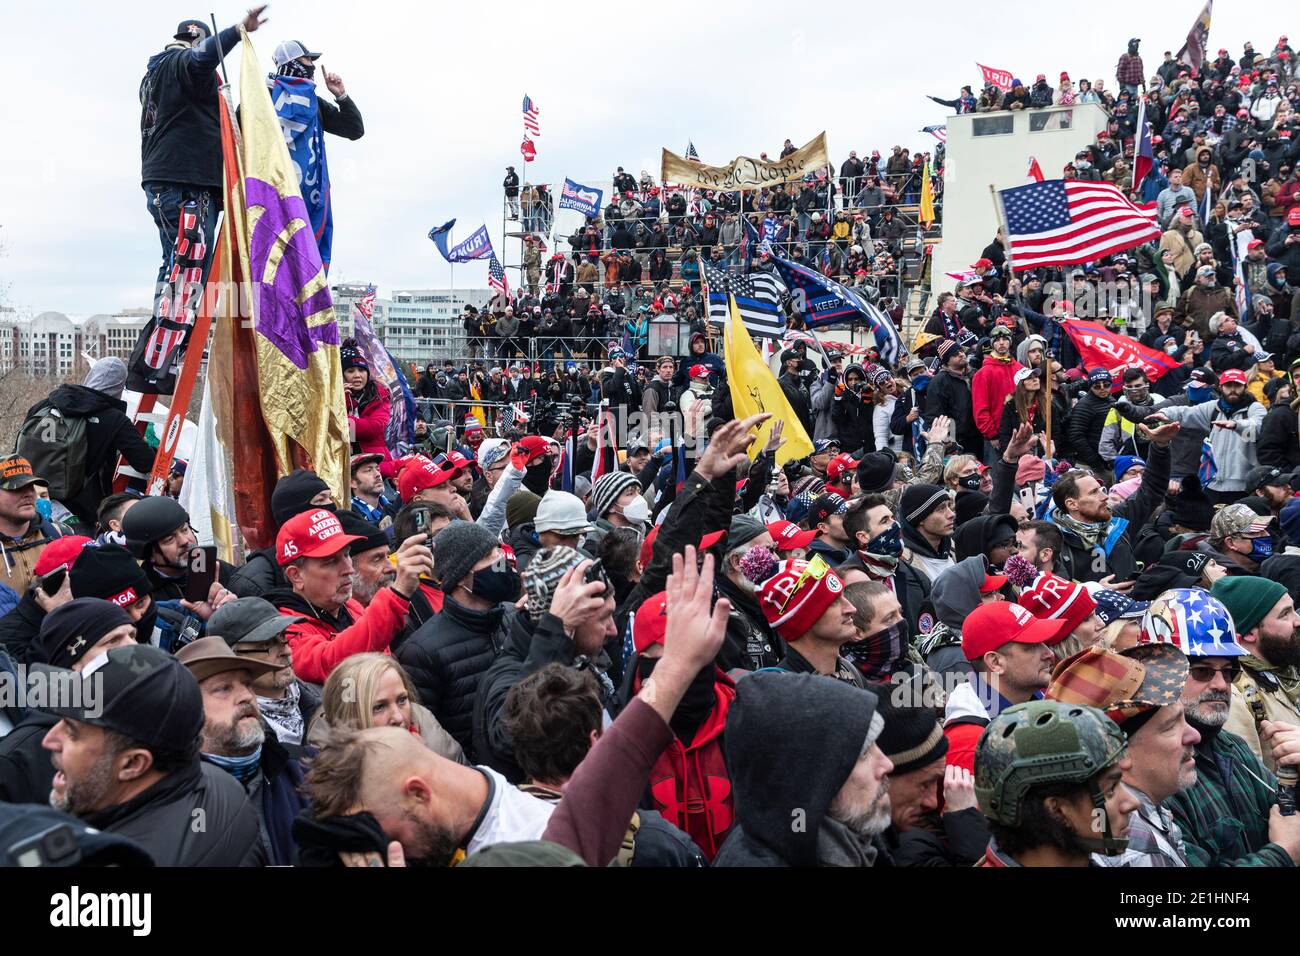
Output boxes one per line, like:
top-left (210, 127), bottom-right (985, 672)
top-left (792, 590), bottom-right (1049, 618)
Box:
top-left (534, 492), bottom-right (596, 535)
top-left (272, 40), bottom-right (322, 68)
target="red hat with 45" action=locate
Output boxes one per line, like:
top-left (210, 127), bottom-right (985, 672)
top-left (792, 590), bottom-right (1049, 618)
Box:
top-left (827, 453), bottom-right (857, 484)
top-left (276, 508), bottom-right (365, 566)
top-left (961, 600), bottom-right (1071, 661)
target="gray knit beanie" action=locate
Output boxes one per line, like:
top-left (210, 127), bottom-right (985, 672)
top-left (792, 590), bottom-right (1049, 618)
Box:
top-left (434, 520), bottom-right (499, 593)
top-left (521, 546), bottom-right (585, 619)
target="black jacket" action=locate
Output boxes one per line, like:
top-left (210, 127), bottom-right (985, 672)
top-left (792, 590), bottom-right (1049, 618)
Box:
top-left (924, 369), bottom-right (982, 455)
top-left (0, 709), bottom-right (58, 804)
top-left (473, 610), bottom-right (611, 783)
top-left (838, 551), bottom-right (932, 635)
top-left (318, 93), bottom-right (364, 140)
top-left (394, 597), bottom-right (511, 758)
top-left (0, 592), bottom-right (45, 665)
top-left (831, 390), bottom-right (877, 456)
top-left (81, 759), bottom-right (265, 866)
top-left (25, 384), bottom-right (156, 526)
top-left (886, 809), bottom-right (989, 866)
top-left (1258, 401), bottom-right (1300, 468)
top-left (1054, 442), bottom-right (1171, 584)
top-left (229, 547), bottom-right (287, 599)
top-left (1066, 391), bottom-right (1114, 472)
top-left (230, 729), bottom-right (309, 867)
top-left (779, 372), bottom-right (814, 438)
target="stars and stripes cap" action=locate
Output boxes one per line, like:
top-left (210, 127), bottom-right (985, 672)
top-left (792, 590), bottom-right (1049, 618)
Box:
top-left (1047, 642), bottom-right (1188, 726)
top-left (1138, 588), bottom-right (1246, 657)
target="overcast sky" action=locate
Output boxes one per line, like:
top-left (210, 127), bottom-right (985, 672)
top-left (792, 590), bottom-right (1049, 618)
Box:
top-left (0, 0), bottom-right (1287, 314)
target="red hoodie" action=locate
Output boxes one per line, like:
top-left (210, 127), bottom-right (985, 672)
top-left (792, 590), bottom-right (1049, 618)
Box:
top-left (348, 388), bottom-right (391, 458)
top-left (636, 668), bottom-right (737, 862)
top-left (971, 355), bottom-right (1023, 440)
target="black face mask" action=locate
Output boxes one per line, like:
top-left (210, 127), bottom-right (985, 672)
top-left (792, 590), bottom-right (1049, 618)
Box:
top-left (522, 461), bottom-right (552, 496)
top-left (957, 473), bottom-right (982, 491)
top-left (469, 568), bottom-right (521, 604)
top-left (279, 59), bottom-right (316, 80)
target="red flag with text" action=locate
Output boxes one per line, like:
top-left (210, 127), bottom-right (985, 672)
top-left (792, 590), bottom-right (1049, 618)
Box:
top-left (977, 63), bottom-right (1014, 92)
top-left (1060, 319), bottom-right (1180, 384)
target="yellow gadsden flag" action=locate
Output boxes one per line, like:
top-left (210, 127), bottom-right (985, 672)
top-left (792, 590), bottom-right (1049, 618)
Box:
top-left (236, 30), bottom-right (350, 500)
top-left (919, 158), bottom-right (936, 227)
top-left (723, 296), bottom-right (813, 466)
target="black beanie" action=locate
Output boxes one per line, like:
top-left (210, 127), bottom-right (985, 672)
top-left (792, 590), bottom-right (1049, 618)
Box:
top-left (856, 451), bottom-right (897, 494)
top-left (272, 469), bottom-right (332, 527)
top-left (901, 484), bottom-right (951, 526)
top-left (336, 510), bottom-right (390, 555)
top-left (954, 490), bottom-right (989, 525)
top-left (872, 681), bottom-right (949, 775)
top-left (39, 598), bottom-right (134, 669)
top-left (1168, 476), bottom-right (1214, 532)
top-left (70, 544), bottom-right (152, 608)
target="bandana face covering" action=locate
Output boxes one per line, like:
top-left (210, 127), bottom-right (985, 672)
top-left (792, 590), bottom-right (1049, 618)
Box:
top-left (280, 59), bottom-right (315, 80)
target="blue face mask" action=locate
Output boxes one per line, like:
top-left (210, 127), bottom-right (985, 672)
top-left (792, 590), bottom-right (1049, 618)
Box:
top-left (35, 498), bottom-right (52, 520)
top-left (865, 523), bottom-right (903, 558)
top-left (1187, 385), bottom-right (1214, 403)
top-left (1249, 536), bottom-right (1274, 562)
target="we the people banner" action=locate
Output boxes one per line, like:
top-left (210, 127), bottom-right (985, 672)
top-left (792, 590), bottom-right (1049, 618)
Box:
top-left (977, 62), bottom-right (1014, 91)
top-left (661, 132), bottom-right (829, 190)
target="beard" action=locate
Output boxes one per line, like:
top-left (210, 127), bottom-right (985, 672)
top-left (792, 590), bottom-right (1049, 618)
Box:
top-left (50, 751), bottom-right (117, 817)
top-left (351, 570), bottom-right (395, 607)
top-left (402, 812), bottom-right (463, 867)
top-left (266, 665), bottom-right (297, 692)
top-left (829, 776), bottom-right (892, 839)
top-left (205, 705), bottom-right (265, 756)
top-left (1259, 629), bottom-right (1300, 668)
top-left (1183, 689), bottom-right (1231, 728)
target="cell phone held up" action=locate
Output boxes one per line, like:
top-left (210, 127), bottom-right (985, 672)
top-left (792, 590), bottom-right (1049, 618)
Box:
top-left (183, 546), bottom-right (220, 603)
top-left (37, 564), bottom-right (69, 597)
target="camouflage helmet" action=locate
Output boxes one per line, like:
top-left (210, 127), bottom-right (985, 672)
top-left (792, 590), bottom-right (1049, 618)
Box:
top-left (975, 700), bottom-right (1127, 829)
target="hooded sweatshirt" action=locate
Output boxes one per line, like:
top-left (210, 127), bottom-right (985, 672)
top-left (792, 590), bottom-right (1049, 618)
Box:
top-left (914, 556), bottom-right (986, 681)
top-left (971, 353), bottom-right (1024, 440)
top-left (713, 672), bottom-right (883, 867)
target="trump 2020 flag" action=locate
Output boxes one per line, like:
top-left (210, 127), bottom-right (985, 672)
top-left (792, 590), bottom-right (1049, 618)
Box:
top-left (428, 219), bottom-right (495, 263)
top-left (237, 30), bottom-right (350, 500)
top-left (1060, 319), bottom-right (1180, 384)
top-left (557, 178), bottom-right (604, 219)
top-left (723, 295), bottom-right (812, 467)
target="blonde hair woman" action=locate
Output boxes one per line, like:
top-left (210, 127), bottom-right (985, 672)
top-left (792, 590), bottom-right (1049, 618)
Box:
top-left (308, 653), bottom-right (466, 764)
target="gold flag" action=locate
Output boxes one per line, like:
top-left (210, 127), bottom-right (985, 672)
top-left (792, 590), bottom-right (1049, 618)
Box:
top-left (724, 296), bottom-right (814, 466)
top-left (662, 132), bottom-right (830, 191)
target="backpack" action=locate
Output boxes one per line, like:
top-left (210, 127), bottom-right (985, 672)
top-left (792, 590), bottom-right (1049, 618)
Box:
top-left (16, 405), bottom-right (88, 501)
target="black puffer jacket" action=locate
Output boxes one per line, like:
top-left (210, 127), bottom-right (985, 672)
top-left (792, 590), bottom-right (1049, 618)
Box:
top-left (1066, 391), bottom-right (1113, 472)
top-left (229, 547), bottom-right (287, 599)
top-left (395, 597), bottom-right (511, 758)
top-left (473, 609), bottom-right (613, 783)
top-left (0, 709), bottom-right (57, 803)
top-left (24, 384), bottom-right (156, 526)
top-left (80, 759), bottom-right (264, 866)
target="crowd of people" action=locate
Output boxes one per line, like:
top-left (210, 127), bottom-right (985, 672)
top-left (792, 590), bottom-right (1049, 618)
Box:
top-left (10, 11), bottom-right (1300, 873)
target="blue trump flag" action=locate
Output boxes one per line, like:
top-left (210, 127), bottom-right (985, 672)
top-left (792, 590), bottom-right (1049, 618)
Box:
top-left (428, 219), bottom-right (495, 263)
top-left (270, 76), bottom-right (333, 272)
top-left (557, 178), bottom-right (604, 219)
top-left (767, 252), bottom-right (905, 365)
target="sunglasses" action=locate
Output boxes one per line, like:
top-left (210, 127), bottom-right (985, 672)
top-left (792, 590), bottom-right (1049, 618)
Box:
top-left (779, 556), bottom-right (832, 614)
top-left (1188, 662), bottom-right (1242, 682)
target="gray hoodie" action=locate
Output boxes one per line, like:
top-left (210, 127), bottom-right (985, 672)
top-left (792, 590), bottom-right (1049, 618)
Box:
top-left (920, 556), bottom-right (988, 681)
top-left (713, 672), bottom-right (884, 867)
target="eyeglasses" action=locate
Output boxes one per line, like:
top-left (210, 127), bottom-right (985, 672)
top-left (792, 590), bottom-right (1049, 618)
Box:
top-left (779, 556), bottom-right (831, 614)
top-left (1188, 662), bottom-right (1242, 682)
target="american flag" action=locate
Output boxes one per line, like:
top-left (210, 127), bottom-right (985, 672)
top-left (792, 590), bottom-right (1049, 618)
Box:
top-left (356, 284), bottom-right (377, 320)
top-left (488, 255), bottom-right (508, 295)
top-left (685, 140), bottom-right (701, 162)
top-left (921, 124), bottom-right (947, 143)
top-left (997, 179), bottom-right (1160, 270)
top-left (522, 95), bottom-right (540, 136)
top-left (701, 259), bottom-right (786, 338)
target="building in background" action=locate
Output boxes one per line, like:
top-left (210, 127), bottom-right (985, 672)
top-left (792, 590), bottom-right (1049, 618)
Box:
top-left (0, 309), bottom-right (152, 376)
top-left (930, 103), bottom-right (1110, 295)
top-left (330, 283), bottom-right (390, 341)
top-left (384, 288), bottom-right (492, 365)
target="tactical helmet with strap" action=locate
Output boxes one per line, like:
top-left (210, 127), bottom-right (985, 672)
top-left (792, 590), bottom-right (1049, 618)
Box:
top-left (975, 699), bottom-right (1129, 856)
